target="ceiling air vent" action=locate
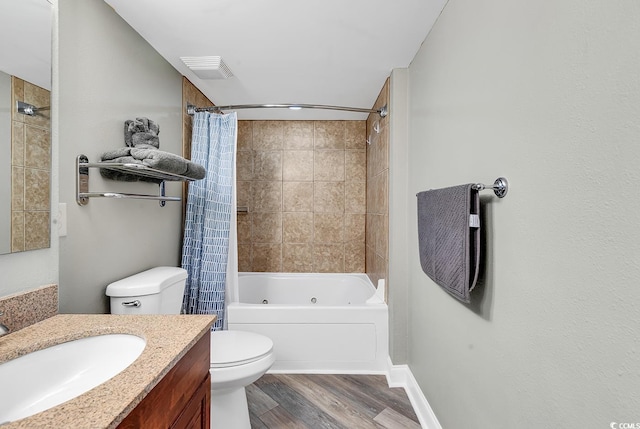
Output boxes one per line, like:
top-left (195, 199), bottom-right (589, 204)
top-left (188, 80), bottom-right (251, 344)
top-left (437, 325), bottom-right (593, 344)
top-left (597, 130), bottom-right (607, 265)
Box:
top-left (180, 56), bottom-right (234, 79)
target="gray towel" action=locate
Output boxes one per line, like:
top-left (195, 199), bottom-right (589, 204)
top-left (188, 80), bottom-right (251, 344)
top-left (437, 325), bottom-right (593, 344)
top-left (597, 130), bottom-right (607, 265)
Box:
top-left (133, 148), bottom-right (206, 179)
top-left (124, 117), bottom-right (160, 149)
top-left (100, 147), bottom-right (206, 182)
top-left (416, 184), bottom-right (480, 303)
top-left (99, 117), bottom-right (205, 182)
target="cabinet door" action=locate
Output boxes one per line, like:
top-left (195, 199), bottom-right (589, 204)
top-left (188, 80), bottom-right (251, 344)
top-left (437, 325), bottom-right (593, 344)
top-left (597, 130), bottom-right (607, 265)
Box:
top-left (171, 373), bottom-right (211, 429)
top-left (118, 333), bottom-right (211, 428)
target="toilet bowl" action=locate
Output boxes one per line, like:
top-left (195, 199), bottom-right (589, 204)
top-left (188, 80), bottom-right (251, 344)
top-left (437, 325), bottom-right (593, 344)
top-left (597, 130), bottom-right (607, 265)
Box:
top-left (210, 330), bottom-right (274, 429)
top-left (105, 267), bottom-right (274, 429)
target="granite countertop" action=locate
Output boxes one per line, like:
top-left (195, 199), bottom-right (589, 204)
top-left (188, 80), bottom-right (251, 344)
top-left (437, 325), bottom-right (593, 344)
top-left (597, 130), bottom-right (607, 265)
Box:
top-left (0, 314), bottom-right (215, 429)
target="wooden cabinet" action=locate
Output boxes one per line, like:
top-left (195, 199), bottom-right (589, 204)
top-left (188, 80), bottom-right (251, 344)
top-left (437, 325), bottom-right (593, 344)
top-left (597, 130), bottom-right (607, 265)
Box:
top-left (170, 373), bottom-right (210, 429)
top-left (118, 333), bottom-right (211, 429)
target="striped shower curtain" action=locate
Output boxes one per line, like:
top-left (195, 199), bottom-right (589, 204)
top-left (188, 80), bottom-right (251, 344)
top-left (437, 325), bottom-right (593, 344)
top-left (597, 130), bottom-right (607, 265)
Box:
top-left (181, 111), bottom-right (238, 330)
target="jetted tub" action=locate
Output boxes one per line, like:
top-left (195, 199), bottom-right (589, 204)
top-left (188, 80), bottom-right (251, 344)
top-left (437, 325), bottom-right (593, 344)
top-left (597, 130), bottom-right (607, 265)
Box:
top-left (227, 273), bottom-right (388, 373)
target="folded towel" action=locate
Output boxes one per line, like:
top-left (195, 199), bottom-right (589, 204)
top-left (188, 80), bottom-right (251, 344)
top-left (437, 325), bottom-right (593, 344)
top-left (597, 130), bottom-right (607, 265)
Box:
top-left (131, 148), bottom-right (206, 179)
top-left (101, 147), bottom-right (131, 160)
top-left (124, 117), bottom-right (160, 149)
top-left (100, 147), bottom-right (206, 182)
top-left (98, 117), bottom-right (205, 182)
top-left (416, 184), bottom-right (480, 303)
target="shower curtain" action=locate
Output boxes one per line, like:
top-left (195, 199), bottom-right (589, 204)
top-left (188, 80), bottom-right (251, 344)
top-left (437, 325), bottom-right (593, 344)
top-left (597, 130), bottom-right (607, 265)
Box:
top-left (181, 111), bottom-right (238, 330)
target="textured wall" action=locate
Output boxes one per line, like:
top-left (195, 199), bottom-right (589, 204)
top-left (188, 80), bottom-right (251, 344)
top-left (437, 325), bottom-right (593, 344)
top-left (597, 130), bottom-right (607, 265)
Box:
top-left (10, 76), bottom-right (51, 252)
top-left (365, 80), bottom-right (390, 289)
top-left (236, 120), bottom-right (366, 273)
top-left (181, 77), bottom-right (214, 163)
top-left (0, 72), bottom-right (11, 255)
top-left (181, 77), bottom-right (213, 234)
top-left (397, 0), bottom-right (640, 427)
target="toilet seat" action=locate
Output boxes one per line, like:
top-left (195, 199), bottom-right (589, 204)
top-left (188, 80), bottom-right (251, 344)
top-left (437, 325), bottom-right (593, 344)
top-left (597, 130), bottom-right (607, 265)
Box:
top-left (210, 330), bottom-right (273, 369)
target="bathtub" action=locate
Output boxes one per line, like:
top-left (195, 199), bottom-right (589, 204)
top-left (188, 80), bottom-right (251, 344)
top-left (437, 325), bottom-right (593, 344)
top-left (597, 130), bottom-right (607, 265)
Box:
top-left (227, 273), bottom-right (388, 373)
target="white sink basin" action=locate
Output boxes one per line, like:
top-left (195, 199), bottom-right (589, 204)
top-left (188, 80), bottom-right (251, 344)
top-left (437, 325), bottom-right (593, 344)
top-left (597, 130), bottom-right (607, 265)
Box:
top-left (0, 334), bottom-right (146, 423)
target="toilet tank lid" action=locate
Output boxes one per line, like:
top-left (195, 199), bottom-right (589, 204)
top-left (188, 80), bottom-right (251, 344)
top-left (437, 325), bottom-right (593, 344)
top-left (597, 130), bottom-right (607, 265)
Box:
top-left (105, 267), bottom-right (188, 297)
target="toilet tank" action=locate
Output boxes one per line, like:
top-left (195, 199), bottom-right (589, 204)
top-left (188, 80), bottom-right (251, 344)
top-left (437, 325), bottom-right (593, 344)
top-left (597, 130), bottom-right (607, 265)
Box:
top-left (106, 267), bottom-right (188, 315)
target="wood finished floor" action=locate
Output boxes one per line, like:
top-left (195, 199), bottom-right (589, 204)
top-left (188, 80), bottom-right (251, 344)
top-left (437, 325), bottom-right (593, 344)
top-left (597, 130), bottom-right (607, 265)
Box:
top-left (247, 374), bottom-right (421, 429)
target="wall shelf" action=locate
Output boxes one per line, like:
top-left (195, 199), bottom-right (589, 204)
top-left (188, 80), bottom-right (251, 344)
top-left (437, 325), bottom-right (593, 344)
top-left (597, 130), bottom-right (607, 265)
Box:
top-left (76, 154), bottom-right (196, 207)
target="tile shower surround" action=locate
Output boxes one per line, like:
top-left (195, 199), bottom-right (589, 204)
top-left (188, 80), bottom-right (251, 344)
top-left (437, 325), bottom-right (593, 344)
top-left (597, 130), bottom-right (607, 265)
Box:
top-left (182, 77), bottom-right (389, 282)
top-left (10, 76), bottom-right (51, 252)
top-left (237, 120), bottom-right (367, 273)
top-left (182, 77), bottom-right (214, 225)
top-left (366, 79), bottom-right (390, 290)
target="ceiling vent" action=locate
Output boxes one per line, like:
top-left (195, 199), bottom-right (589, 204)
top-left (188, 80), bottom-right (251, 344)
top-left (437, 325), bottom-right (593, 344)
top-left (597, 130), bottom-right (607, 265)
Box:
top-left (180, 56), bottom-right (234, 79)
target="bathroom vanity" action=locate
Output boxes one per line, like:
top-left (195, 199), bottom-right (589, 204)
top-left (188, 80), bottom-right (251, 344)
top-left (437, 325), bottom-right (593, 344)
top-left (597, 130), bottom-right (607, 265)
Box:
top-left (0, 314), bottom-right (215, 428)
top-left (117, 326), bottom-right (211, 428)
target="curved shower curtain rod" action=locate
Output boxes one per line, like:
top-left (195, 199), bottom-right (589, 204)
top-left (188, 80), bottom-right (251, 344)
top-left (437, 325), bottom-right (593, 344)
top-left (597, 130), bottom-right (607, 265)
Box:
top-left (186, 103), bottom-right (388, 118)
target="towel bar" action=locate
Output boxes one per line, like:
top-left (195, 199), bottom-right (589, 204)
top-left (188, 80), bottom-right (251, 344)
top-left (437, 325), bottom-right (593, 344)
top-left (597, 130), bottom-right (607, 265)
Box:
top-left (472, 177), bottom-right (508, 198)
top-left (76, 154), bottom-right (194, 207)
top-left (78, 191), bottom-right (181, 202)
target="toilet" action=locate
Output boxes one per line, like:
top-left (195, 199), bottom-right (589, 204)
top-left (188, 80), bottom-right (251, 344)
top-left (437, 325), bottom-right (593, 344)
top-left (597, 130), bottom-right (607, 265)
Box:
top-left (106, 266), bottom-right (274, 429)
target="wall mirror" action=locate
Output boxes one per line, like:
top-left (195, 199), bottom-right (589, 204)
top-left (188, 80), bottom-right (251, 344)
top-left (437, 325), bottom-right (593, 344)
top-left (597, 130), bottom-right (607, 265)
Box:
top-left (0, 0), bottom-right (52, 254)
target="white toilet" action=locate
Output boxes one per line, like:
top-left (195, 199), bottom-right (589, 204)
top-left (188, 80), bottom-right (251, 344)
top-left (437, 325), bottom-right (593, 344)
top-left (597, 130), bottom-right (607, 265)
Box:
top-left (106, 266), bottom-right (274, 429)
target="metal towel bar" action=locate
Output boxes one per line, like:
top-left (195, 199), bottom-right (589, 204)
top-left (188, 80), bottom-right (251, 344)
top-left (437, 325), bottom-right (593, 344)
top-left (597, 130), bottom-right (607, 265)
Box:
top-left (472, 177), bottom-right (509, 198)
top-left (76, 154), bottom-right (195, 207)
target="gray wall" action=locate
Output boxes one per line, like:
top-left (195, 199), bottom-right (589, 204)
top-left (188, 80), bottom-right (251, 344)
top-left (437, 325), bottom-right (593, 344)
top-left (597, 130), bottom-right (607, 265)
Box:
top-left (58, 0), bottom-right (183, 313)
top-left (388, 68), bottom-right (409, 364)
top-left (392, 0), bottom-right (640, 427)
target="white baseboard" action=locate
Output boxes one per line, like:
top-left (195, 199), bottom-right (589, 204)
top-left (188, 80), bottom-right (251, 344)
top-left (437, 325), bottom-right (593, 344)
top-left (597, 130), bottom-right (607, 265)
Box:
top-left (385, 357), bottom-right (442, 429)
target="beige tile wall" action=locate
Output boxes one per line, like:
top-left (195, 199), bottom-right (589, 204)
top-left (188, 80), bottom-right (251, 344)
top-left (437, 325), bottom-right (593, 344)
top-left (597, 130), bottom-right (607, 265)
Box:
top-left (237, 120), bottom-right (367, 273)
top-left (366, 79), bottom-right (390, 289)
top-left (11, 77), bottom-right (51, 252)
top-left (181, 77), bottom-right (214, 227)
